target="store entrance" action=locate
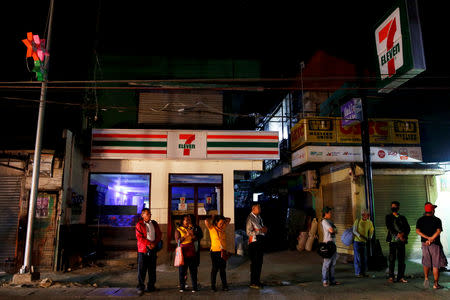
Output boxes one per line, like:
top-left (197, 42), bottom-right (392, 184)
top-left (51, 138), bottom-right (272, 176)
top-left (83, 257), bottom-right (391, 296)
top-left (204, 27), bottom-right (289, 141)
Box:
top-left (168, 174), bottom-right (223, 250)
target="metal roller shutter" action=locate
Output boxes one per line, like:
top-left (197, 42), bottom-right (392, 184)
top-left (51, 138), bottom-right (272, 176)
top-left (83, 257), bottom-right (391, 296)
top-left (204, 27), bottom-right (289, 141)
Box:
top-left (323, 179), bottom-right (353, 253)
top-left (0, 177), bottom-right (22, 264)
top-left (373, 175), bottom-right (427, 259)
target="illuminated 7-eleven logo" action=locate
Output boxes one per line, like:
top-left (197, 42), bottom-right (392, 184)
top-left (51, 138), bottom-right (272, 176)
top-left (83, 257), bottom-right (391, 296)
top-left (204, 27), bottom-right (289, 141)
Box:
top-left (178, 134), bottom-right (196, 156)
top-left (375, 8), bottom-right (403, 79)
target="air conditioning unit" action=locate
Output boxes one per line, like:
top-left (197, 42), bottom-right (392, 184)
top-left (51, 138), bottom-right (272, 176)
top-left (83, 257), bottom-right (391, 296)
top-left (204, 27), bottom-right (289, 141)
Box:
top-left (301, 170), bottom-right (318, 190)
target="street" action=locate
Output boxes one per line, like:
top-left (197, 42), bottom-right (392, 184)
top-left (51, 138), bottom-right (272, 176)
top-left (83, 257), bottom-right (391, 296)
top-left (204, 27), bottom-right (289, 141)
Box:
top-left (1, 250), bottom-right (449, 299)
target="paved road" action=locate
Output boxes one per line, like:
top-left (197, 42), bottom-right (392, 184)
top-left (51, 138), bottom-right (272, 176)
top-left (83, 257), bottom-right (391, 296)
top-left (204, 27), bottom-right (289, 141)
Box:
top-left (1, 250), bottom-right (449, 299)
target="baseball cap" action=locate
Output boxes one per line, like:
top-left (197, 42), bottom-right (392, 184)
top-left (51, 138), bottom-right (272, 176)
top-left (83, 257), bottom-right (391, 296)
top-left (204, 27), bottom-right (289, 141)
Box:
top-left (424, 202), bottom-right (437, 212)
top-left (322, 206), bottom-right (333, 213)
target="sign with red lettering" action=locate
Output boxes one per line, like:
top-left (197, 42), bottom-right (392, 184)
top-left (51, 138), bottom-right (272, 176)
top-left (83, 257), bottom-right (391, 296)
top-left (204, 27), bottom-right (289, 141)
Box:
top-left (337, 119), bottom-right (391, 144)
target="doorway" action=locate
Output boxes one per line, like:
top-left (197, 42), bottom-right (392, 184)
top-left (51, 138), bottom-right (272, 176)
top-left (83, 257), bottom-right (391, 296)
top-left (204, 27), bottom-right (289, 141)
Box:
top-left (168, 174), bottom-right (223, 250)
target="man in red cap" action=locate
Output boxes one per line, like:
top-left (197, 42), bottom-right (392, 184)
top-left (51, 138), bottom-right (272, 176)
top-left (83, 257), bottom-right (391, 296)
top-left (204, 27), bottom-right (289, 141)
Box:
top-left (416, 202), bottom-right (447, 289)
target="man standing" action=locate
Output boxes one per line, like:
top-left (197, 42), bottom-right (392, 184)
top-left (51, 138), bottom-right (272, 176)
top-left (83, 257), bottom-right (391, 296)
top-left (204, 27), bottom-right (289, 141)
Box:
top-left (416, 202), bottom-right (447, 289)
top-left (385, 201), bottom-right (410, 283)
top-left (135, 208), bottom-right (162, 296)
top-left (353, 208), bottom-right (374, 278)
top-left (246, 203), bottom-right (268, 289)
top-left (321, 206), bottom-right (340, 287)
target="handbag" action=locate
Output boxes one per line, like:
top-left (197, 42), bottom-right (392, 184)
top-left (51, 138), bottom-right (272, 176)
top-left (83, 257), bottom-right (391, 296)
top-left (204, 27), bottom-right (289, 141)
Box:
top-left (341, 219), bottom-right (360, 246)
top-left (221, 249), bottom-right (231, 261)
top-left (174, 242), bottom-right (184, 267)
top-left (317, 241), bottom-right (336, 258)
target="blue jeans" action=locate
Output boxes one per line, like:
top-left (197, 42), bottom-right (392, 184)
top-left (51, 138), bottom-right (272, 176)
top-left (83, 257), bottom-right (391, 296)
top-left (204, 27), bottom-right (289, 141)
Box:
top-left (353, 241), bottom-right (367, 275)
top-left (322, 251), bottom-right (337, 283)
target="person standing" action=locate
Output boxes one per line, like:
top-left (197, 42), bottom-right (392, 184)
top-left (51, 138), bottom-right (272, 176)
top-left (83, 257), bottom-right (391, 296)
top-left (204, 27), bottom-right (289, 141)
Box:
top-left (246, 203), bottom-right (268, 289)
top-left (321, 206), bottom-right (340, 287)
top-left (205, 214), bottom-right (231, 292)
top-left (135, 208), bottom-right (162, 296)
top-left (353, 208), bottom-right (374, 278)
top-left (175, 215), bottom-right (199, 293)
top-left (188, 214), bottom-right (203, 267)
top-left (416, 202), bottom-right (447, 289)
top-left (385, 201), bottom-right (410, 283)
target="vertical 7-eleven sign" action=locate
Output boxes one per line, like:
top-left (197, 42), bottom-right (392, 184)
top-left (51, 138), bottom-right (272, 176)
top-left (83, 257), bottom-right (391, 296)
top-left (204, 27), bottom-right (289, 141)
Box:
top-left (167, 132), bottom-right (207, 158)
top-left (375, 7), bottom-right (403, 80)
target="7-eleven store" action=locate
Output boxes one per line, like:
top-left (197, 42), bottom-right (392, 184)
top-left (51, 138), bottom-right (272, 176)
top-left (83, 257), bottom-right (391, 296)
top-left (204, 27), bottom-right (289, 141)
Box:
top-left (88, 129), bottom-right (279, 261)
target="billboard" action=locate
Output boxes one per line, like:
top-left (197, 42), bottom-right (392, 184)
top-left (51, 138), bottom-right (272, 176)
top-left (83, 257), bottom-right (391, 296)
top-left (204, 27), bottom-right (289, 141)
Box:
top-left (374, 0), bottom-right (426, 93)
top-left (290, 117), bottom-right (336, 150)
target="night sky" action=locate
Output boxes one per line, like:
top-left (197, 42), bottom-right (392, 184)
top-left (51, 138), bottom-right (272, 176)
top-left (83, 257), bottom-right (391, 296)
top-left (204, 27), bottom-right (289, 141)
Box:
top-left (2, 0), bottom-right (450, 161)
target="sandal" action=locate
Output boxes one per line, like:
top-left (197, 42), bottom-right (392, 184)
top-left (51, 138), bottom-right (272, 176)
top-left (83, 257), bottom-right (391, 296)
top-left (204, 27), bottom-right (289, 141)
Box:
top-left (330, 281), bottom-right (341, 285)
top-left (388, 277), bottom-right (394, 283)
top-left (398, 278), bottom-right (408, 283)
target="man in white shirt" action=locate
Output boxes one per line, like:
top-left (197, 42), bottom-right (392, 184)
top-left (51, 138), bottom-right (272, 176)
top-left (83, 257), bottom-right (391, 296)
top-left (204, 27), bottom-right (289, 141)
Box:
top-left (321, 206), bottom-right (340, 287)
top-left (246, 204), bottom-right (268, 289)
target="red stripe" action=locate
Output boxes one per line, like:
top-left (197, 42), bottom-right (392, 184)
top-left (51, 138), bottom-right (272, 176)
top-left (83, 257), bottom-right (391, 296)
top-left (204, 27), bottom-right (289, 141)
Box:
top-left (207, 150), bottom-right (279, 155)
top-left (207, 135), bottom-right (278, 140)
top-left (93, 134), bottom-right (167, 139)
top-left (92, 149), bottom-right (167, 154)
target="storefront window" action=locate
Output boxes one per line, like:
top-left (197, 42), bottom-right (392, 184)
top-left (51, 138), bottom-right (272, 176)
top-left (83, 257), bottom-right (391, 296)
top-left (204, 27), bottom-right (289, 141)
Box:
top-left (88, 173), bottom-right (150, 227)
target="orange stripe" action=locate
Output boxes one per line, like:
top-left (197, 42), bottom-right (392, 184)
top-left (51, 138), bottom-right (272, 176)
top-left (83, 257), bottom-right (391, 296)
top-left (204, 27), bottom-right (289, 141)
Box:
top-left (93, 134), bottom-right (167, 139)
top-left (207, 135), bottom-right (278, 140)
top-left (92, 149), bottom-right (167, 154)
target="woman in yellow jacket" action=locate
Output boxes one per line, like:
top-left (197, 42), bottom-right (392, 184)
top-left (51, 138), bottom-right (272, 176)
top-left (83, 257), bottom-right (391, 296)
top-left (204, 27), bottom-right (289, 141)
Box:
top-left (175, 215), bottom-right (199, 292)
top-left (205, 214), bottom-right (231, 292)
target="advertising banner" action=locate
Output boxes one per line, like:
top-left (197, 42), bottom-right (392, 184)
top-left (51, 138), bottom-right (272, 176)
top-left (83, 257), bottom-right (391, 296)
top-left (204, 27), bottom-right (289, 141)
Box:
top-left (292, 145), bottom-right (422, 168)
top-left (391, 119), bottom-right (420, 144)
top-left (337, 119), bottom-right (391, 144)
top-left (290, 117), bottom-right (336, 150)
top-left (341, 98), bottom-right (362, 127)
top-left (92, 129), bottom-right (279, 160)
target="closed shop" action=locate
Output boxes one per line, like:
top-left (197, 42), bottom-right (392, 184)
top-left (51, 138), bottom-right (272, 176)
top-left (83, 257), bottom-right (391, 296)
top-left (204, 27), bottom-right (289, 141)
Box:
top-left (373, 175), bottom-right (427, 259)
top-left (0, 177), bottom-right (22, 270)
top-left (322, 179), bottom-right (353, 253)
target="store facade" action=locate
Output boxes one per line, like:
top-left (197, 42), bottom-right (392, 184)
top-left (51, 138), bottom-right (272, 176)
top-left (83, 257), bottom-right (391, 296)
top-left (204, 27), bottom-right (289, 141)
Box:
top-left (291, 117), bottom-right (442, 258)
top-left (87, 129), bottom-right (279, 261)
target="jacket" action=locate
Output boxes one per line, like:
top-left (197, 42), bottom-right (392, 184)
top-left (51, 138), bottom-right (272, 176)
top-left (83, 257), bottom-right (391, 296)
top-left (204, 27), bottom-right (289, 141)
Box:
top-left (246, 213), bottom-right (265, 244)
top-left (136, 219), bottom-right (162, 253)
top-left (385, 213), bottom-right (410, 243)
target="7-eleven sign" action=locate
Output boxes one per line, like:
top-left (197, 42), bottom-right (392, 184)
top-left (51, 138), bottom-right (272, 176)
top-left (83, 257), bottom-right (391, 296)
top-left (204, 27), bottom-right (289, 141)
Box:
top-left (375, 8), bottom-right (403, 80)
top-left (167, 131), bottom-right (207, 159)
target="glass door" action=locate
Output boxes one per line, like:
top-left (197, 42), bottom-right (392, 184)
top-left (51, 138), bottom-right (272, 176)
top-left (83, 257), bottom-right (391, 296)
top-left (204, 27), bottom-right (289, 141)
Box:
top-left (168, 175), bottom-right (223, 249)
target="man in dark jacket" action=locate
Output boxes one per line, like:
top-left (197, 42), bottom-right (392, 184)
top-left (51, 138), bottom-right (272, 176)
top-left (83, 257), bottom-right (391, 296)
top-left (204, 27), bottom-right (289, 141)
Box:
top-left (135, 208), bottom-right (162, 295)
top-left (385, 201), bottom-right (410, 283)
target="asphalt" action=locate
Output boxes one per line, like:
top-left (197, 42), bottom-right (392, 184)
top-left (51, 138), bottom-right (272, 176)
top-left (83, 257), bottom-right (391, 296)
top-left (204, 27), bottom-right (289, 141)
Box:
top-left (1, 250), bottom-right (449, 299)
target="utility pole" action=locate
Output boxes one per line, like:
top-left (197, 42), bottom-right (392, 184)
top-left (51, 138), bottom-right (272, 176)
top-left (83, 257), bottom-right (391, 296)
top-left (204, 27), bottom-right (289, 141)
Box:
top-left (19, 0), bottom-right (55, 275)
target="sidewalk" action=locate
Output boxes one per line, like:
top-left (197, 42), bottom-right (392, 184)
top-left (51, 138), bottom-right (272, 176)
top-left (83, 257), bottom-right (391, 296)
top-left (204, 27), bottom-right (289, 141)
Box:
top-left (1, 250), bottom-right (449, 299)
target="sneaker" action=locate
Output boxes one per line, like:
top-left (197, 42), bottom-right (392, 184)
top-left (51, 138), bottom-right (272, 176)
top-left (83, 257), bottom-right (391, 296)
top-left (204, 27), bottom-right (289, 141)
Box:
top-left (137, 289), bottom-right (144, 296)
top-left (423, 278), bottom-right (429, 288)
top-left (192, 289), bottom-right (199, 293)
top-left (433, 283), bottom-right (443, 289)
top-left (179, 289), bottom-right (185, 293)
top-left (249, 284), bottom-right (261, 289)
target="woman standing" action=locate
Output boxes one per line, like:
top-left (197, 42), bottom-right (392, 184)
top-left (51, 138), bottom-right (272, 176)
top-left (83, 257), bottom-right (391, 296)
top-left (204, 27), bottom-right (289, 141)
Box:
top-left (175, 215), bottom-right (199, 293)
top-left (205, 214), bottom-right (231, 292)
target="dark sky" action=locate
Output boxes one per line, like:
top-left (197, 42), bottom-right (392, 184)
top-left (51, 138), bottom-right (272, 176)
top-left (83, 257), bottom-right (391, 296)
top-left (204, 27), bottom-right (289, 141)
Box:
top-left (3, 1), bottom-right (450, 161)
top-left (5, 0), bottom-right (419, 81)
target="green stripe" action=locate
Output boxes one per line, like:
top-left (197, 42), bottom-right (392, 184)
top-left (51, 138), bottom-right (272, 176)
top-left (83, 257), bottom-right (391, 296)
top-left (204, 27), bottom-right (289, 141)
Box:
top-left (207, 142), bottom-right (278, 148)
top-left (93, 141), bottom-right (167, 147)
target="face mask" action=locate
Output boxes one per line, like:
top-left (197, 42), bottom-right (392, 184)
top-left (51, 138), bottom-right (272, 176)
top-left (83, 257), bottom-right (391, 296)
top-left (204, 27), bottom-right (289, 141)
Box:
top-left (391, 207), bottom-right (399, 213)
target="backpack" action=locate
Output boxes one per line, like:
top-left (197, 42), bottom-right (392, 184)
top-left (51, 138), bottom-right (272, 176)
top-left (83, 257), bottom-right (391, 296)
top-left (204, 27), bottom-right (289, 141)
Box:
top-left (317, 241), bottom-right (336, 258)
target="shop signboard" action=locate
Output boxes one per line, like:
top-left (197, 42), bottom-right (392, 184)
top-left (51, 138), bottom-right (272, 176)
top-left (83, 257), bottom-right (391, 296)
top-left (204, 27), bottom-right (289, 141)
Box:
top-left (292, 145), bottom-right (422, 168)
top-left (375, 0), bottom-right (425, 93)
top-left (91, 129), bottom-right (279, 160)
top-left (290, 117), bottom-right (336, 150)
top-left (337, 118), bottom-right (391, 144)
top-left (341, 98), bottom-right (362, 127)
top-left (391, 119), bottom-right (420, 144)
